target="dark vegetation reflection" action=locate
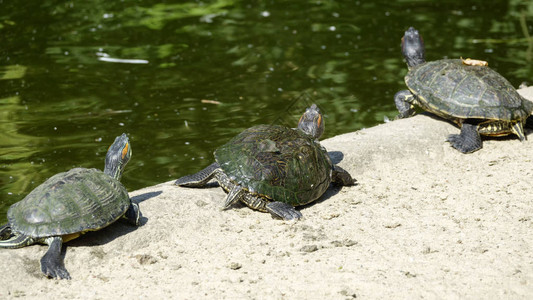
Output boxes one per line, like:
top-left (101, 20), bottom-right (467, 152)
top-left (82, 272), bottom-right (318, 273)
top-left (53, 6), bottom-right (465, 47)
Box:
top-left (0, 0), bottom-right (532, 222)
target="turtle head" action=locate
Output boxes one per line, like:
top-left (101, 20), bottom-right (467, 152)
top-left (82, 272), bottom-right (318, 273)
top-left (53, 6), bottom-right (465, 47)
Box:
top-left (402, 27), bottom-right (425, 68)
top-left (297, 104), bottom-right (324, 139)
top-left (104, 133), bottom-right (132, 180)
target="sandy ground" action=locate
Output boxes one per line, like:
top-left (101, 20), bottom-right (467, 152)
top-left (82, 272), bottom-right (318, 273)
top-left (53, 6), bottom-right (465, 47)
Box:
top-left (1, 88), bottom-right (533, 299)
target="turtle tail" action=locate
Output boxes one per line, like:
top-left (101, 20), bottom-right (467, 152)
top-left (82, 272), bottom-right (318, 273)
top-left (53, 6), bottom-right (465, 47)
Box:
top-left (512, 122), bottom-right (527, 141)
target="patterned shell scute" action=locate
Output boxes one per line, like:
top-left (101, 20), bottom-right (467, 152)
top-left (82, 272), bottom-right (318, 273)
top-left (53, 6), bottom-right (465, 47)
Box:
top-left (215, 124), bottom-right (333, 206)
top-left (8, 168), bottom-right (130, 238)
top-left (406, 59), bottom-right (532, 121)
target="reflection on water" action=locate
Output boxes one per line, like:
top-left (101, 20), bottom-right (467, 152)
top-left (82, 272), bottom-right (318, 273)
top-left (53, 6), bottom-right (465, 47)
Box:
top-left (0, 0), bottom-right (532, 222)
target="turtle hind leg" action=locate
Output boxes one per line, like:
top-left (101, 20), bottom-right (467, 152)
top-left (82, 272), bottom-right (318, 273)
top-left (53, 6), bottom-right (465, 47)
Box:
top-left (332, 166), bottom-right (357, 186)
top-left (175, 162), bottom-right (219, 187)
top-left (240, 192), bottom-right (302, 220)
top-left (0, 224), bottom-right (12, 240)
top-left (394, 90), bottom-right (416, 119)
top-left (222, 184), bottom-right (246, 210)
top-left (266, 202), bottom-right (302, 220)
top-left (0, 231), bottom-right (34, 249)
top-left (447, 122), bottom-right (482, 153)
top-left (40, 236), bottom-right (71, 280)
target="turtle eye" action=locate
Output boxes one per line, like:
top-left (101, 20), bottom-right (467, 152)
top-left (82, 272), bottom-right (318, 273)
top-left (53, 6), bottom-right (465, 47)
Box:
top-left (121, 143), bottom-right (129, 159)
top-left (316, 114), bottom-right (322, 128)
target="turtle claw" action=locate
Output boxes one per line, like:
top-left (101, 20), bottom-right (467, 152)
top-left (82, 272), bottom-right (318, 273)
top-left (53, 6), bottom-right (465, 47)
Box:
top-left (266, 202), bottom-right (302, 220)
top-left (447, 134), bottom-right (479, 153)
top-left (41, 263), bottom-right (71, 280)
top-left (447, 134), bottom-right (466, 151)
top-left (446, 123), bottom-right (482, 154)
top-left (40, 236), bottom-right (71, 280)
top-left (396, 111), bottom-right (415, 120)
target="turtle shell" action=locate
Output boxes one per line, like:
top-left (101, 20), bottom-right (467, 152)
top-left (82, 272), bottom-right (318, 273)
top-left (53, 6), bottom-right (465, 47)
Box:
top-left (214, 124), bottom-right (333, 206)
top-left (8, 168), bottom-right (130, 238)
top-left (405, 59), bottom-right (533, 121)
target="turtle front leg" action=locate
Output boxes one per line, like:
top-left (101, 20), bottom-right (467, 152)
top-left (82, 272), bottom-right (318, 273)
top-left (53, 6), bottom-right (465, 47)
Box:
top-left (40, 236), bottom-right (71, 280)
top-left (124, 202), bottom-right (141, 226)
top-left (446, 122), bottom-right (482, 153)
top-left (394, 90), bottom-right (416, 119)
top-left (332, 165), bottom-right (357, 186)
top-left (175, 162), bottom-right (220, 187)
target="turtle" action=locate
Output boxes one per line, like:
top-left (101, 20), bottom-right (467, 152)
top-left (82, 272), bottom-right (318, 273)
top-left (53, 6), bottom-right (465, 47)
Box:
top-left (0, 133), bottom-right (140, 279)
top-left (175, 104), bottom-right (356, 220)
top-left (394, 27), bottom-right (533, 153)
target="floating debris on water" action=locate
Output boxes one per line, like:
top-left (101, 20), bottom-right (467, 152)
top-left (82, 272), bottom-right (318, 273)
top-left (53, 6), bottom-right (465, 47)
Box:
top-left (96, 51), bottom-right (149, 64)
top-left (201, 99), bottom-right (222, 105)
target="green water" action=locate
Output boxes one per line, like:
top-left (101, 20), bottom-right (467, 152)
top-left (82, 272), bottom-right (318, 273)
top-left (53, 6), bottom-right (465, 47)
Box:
top-left (1, 0), bottom-right (532, 222)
